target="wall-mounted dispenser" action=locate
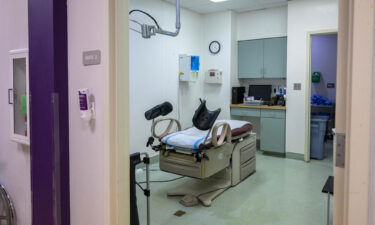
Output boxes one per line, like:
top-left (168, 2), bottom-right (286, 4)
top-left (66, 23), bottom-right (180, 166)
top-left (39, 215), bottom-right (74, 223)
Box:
top-left (205, 69), bottom-right (222, 84)
top-left (179, 54), bottom-right (200, 82)
top-left (312, 72), bottom-right (321, 83)
top-left (78, 88), bottom-right (95, 122)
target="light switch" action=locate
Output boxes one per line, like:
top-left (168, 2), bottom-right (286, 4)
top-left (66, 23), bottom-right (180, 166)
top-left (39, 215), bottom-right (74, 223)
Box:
top-left (293, 83), bottom-right (302, 90)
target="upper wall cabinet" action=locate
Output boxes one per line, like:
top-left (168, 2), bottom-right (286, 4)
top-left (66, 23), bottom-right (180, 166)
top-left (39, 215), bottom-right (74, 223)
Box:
top-left (263, 37), bottom-right (287, 78)
top-left (9, 49), bottom-right (30, 146)
top-left (238, 39), bottom-right (264, 78)
top-left (238, 37), bottom-right (287, 79)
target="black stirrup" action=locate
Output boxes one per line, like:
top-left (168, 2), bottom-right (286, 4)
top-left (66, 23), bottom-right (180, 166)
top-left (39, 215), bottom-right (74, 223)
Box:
top-left (192, 99), bottom-right (221, 131)
top-left (145, 101), bottom-right (173, 120)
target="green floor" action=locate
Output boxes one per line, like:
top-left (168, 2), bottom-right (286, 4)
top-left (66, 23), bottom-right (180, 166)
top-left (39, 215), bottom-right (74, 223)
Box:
top-left (136, 150), bottom-right (333, 225)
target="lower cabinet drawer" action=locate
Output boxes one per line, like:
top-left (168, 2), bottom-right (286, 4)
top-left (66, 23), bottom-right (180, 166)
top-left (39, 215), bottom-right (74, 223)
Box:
top-left (240, 157), bottom-right (256, 181)
top-left (231, 108), bottom-right (261, 117)
top-left (261, 109), bottom-right (286, 119)
top-left (240, 142), bottom-right (256, 164)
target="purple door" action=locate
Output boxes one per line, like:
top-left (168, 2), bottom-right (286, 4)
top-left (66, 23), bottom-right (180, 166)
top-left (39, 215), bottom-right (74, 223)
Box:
top-left (28, 0), bottom-right (70, 224)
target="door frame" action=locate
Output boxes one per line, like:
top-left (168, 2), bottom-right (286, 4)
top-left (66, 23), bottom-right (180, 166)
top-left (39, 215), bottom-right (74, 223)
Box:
top-left (109, 0), bottom-right (375, 224)
top-left (338, 0), bottom-right (374, 224)
top-left (304, 29), bottom-right (338, 162)
top-left (332, 0), bottom-right (375, 224)
top-left (109, 0), bottom-right (130, 224)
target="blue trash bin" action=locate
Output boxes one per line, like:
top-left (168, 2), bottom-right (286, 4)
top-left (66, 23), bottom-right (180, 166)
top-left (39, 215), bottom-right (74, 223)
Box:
top-left (310, 115), bottom-right (329, 160)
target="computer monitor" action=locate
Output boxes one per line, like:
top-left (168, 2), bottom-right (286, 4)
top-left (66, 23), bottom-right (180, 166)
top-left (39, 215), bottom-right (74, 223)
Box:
top-left (248, 85), bottom-right (272, 101)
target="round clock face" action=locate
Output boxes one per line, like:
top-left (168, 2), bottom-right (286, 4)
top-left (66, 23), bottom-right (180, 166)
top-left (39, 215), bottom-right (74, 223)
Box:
top-left (209, 41), bottom-right (221, 54)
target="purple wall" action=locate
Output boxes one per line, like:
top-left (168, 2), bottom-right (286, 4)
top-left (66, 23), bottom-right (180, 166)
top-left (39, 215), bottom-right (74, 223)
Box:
top-left (311, 34), bottom-right (338, 102)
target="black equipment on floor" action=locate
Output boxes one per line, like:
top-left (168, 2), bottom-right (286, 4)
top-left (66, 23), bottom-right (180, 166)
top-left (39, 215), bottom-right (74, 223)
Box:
top-left (130, 152), bottom-right (151, 225)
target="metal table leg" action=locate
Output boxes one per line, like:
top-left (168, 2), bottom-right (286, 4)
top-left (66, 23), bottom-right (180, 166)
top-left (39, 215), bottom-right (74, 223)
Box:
top-left (327, 194), bottom-right (331, 225)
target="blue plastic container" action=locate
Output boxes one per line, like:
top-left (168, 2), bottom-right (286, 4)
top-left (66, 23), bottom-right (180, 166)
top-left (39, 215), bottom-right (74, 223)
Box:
top-left (310, 115), bottom-right (329, 160)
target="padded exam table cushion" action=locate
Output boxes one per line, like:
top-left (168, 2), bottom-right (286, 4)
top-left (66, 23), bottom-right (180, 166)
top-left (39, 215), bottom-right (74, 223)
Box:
top-left (161, 120), bottom-right (252, 151)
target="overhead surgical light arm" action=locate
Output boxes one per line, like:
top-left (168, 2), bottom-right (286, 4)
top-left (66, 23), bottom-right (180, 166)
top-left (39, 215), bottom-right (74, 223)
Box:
top-left (131, 0), bottom-right (181, 38)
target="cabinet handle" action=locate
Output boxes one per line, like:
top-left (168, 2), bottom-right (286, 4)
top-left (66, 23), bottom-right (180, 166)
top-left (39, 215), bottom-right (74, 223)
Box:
top-left (8, 89), bottom-right (13, 104)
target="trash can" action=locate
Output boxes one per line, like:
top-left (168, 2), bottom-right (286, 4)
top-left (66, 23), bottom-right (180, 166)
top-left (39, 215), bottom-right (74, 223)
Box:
top-left (310, 115), bottom-right (329, 160)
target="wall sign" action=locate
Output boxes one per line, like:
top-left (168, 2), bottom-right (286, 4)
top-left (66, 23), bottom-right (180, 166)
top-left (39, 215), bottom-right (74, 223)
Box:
top-left (83, 50), bottom-right (101, 66)
top-left (327, 83), bottom-right (335, 88)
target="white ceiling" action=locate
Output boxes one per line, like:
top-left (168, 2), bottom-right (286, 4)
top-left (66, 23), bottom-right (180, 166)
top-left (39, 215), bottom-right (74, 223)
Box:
top-left (163, 0), bottom-right (289, 14)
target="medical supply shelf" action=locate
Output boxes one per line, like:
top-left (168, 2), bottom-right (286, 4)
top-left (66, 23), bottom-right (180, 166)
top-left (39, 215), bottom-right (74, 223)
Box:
top-left (230, 104), bottom-right (286, 154)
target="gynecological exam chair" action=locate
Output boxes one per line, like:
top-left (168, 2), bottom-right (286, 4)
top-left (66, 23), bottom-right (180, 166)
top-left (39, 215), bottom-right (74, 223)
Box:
top-left (145, 100), bottom-right (257, 207)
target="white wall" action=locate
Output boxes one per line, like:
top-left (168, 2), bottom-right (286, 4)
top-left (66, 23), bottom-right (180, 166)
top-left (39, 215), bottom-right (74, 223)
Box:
top-left (0, 0), bottom-right (32, 224)
top-left (237, 6), bottom-right (288, 41)
top-left (230, 12), bottom-right (240, 88)
top-left (129, 0), bottom-right (236, 156)
top-left (286, 0), bottom-right (338, 155)
top-left (201, 11), bottom-right (235, 120)
top-left (67, 0), bottom-right (112, 224)
top-left (129, 0), bottom-right (203, 156)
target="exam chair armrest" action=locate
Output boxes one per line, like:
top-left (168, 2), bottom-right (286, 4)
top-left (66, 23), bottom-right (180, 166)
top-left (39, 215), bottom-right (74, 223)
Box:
top-left (211, 122), bottom-right (232, 147)
top-left (151, 118), bottom-right (181, 139)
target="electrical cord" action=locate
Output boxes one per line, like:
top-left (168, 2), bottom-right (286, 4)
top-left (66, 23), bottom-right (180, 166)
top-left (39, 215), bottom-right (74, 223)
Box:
top-left (129, 19), bottom-right (142, 33)
top-left (197, 186), bottom-right (230, 197)
top-left (136, 181), bottom-right (145, 191)
top-left (129, 9), bottom-right (161, 29)
top-left (177, 76), bottom-right (181, 121)
top-left (129, 27), bottom-right (141, 34)
top-left (138, 176), bottom-right (185, 184)
top-left (139, 167), bottom-right (160, 172)
top-left (129, 19), bottom-right (142, 26)
top-left (136, 176), bottom-right (228, 199)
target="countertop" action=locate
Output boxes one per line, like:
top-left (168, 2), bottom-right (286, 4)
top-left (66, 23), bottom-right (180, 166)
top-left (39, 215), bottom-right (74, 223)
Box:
top-left (230, 104), bottom-right (286, 111)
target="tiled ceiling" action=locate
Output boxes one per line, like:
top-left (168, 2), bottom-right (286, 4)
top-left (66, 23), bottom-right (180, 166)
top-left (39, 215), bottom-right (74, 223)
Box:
top-left (163, 0), bottom-right (289, 14)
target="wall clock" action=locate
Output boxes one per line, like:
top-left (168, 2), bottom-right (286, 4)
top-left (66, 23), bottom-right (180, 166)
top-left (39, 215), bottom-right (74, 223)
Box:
top-left (209, 41), bottom-right (221, 54)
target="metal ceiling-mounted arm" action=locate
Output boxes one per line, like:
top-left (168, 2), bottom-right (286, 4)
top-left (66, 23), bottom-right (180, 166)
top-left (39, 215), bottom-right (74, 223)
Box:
top-left (130, 0), bottom-right (181, 39)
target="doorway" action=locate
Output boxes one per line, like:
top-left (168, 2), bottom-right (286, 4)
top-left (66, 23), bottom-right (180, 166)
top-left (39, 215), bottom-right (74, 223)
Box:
top-left (306, 31), bottom-right (338, 165)
top-left (114, 0), bottom-right (375, 224)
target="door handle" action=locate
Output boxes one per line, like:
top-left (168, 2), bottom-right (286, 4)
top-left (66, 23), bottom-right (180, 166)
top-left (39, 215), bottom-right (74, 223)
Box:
top-left (8, 89), bottom-right (13, 104)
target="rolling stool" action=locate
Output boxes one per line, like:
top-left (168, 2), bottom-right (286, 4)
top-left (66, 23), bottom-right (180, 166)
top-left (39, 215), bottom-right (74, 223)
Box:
top-left (322, 176), bottom-right (334, 225)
